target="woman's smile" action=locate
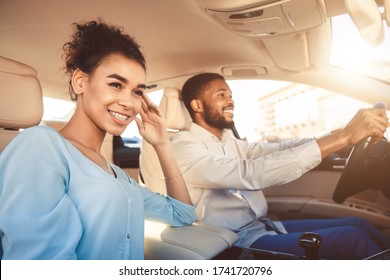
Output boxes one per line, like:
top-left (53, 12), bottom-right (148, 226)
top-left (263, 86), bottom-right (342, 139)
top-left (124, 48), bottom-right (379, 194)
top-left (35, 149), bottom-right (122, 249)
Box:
top-left (109, 109), bottom-right (131, 124)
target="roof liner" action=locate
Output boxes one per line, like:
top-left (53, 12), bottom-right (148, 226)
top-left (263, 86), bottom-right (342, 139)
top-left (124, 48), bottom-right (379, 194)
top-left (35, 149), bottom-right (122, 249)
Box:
top-left (2, 0), bottom-right (383, 102)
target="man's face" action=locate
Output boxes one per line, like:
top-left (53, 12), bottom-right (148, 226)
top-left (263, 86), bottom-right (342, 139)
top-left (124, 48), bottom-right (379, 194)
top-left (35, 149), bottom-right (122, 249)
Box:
top-left (200, 79), bottom-right (235, 129)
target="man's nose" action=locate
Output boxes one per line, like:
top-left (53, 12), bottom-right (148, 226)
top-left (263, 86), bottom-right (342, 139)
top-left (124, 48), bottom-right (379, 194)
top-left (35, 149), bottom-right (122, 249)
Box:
top-left (227, 96), bottom-right (234, 105)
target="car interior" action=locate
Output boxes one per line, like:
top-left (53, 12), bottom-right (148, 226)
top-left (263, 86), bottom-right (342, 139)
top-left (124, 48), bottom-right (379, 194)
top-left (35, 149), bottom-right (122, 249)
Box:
top-left (1, 0), bottom-right (390, 260)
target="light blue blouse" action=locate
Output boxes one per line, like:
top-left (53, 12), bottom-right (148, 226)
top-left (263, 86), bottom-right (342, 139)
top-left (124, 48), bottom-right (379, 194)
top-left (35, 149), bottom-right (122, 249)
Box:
top-left (0, 126), bottom-right (195, 260)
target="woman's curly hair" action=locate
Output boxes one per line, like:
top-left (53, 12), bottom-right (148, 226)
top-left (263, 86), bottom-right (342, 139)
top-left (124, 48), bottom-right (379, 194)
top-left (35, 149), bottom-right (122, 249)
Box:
top-left (62, 19), bottom-right (146, 100)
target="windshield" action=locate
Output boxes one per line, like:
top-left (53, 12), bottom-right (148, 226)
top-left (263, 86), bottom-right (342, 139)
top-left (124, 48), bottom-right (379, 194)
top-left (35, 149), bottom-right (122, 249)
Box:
top-left (330, 14), bottom-right (390, 83)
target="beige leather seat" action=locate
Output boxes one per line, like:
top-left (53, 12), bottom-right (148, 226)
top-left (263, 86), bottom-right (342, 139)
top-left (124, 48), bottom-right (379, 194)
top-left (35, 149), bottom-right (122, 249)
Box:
top-left (0, 56), bottom-right (43, 258)
top-left (140, 87), bottom-right (192, 192)
top-left (0, 56), bottom-right (43, 153)
top-left (140, 87), bottom-right (239, 260)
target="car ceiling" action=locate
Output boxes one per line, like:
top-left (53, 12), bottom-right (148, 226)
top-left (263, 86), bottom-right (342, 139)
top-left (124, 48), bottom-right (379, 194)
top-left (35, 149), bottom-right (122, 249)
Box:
top-left (0, 0), bottom-right (389, 104)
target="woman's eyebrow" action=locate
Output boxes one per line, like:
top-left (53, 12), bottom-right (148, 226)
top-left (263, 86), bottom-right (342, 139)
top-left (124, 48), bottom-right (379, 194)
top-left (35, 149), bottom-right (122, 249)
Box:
top-left (107, 73), bottom-right (128, 83)
top-left (107, 73), bottom-right (146, 89)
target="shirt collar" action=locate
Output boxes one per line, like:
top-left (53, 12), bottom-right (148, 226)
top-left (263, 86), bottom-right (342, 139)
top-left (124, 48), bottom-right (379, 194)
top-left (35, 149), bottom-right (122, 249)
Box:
top-left (189, 122), bottom-right (233, 142)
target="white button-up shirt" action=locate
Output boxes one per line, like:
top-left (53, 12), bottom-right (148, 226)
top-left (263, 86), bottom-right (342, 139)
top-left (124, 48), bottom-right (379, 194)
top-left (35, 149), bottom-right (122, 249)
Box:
top-left (171, 123), bottom-right (322, 247)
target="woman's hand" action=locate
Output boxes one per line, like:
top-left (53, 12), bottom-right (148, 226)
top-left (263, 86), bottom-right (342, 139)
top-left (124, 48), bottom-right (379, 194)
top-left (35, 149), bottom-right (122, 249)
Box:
top-left (135, 94), bottom-right (169, 147)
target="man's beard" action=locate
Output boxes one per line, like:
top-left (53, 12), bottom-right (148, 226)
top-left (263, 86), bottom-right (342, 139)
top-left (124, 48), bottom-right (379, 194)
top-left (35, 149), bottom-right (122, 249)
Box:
top-left (203, 102), bottom-right (234, 129)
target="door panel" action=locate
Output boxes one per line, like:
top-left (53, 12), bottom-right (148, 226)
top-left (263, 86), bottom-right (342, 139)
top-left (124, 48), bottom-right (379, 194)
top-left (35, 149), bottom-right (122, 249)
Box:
top-left (263, 169), bottom-right (390, 229)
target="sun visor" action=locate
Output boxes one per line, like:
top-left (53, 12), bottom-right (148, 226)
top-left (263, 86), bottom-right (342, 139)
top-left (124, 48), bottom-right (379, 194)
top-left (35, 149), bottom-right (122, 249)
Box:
top-left (344, 0), bottom-right (384, 46)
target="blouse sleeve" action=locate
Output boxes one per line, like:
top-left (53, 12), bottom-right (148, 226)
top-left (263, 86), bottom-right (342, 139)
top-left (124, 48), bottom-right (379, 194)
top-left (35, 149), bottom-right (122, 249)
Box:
top-left (0, 127), bottom-right (82, 259)
top-left (127, 176), bottom-right (195, 226)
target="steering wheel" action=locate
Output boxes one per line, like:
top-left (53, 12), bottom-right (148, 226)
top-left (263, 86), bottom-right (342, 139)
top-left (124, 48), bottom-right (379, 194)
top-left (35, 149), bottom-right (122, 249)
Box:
top-left (333, 138), bottom-right (388, 203)
top-left (333, 103), bottom-right (390, 203)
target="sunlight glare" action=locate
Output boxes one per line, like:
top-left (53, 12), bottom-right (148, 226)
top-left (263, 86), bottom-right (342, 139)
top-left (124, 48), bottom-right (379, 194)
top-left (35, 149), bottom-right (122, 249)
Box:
top-left (42, 97), bottom-right (75, 121)
top-left (330, 14), bottom-right (390, 81)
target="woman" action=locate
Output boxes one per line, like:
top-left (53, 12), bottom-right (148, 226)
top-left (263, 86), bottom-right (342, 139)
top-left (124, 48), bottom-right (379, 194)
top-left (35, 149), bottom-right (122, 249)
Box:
top-left (0, 20), bottom-right (195, 259)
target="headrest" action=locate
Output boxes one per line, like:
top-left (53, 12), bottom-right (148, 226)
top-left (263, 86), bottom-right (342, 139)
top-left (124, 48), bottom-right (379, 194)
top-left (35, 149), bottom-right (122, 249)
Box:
top-left (159, 87), bottom-right (192, 130)
top-left (0, 56), bottom-right (43, 129)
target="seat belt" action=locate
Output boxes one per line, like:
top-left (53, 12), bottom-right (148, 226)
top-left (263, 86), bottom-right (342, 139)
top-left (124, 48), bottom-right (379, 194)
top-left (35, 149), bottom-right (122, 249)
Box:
top-left (259, 218), bottom-right (286, 234)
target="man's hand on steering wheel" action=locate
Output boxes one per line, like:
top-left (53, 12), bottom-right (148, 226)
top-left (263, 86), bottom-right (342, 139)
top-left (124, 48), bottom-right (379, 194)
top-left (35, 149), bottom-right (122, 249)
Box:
top-left (342, 107), bottom-right (389, 146)
top-left (316, 106), bottom-right (389, 159)
top-left (332, 103), bottom-right (390, 203)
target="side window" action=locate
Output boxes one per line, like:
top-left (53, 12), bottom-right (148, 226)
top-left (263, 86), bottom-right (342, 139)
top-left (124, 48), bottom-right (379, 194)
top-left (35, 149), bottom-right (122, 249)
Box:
top-left (258, 85), bottom-right (370, 141)
top-left (42, 97), bottom-right (75, 122)
top-left (226, 80), bottom-right (372, 142)
top-left (41, 97), bottom-right (75, 130)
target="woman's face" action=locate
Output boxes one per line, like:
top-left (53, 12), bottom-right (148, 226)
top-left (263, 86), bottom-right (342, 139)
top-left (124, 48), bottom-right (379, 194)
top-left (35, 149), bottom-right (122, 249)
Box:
top-left (76, 53), bottom-right (146, 136)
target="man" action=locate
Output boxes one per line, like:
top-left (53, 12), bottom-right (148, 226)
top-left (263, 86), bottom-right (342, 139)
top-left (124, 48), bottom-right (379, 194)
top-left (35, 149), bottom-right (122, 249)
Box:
top-left (171, 72), bottom-right (390, 259)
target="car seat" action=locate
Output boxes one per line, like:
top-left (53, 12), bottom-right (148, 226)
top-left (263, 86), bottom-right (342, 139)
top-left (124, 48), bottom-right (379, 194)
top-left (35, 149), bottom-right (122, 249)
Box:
top-left (139, 87), bottom-right (239, 259)
top-left (0, 56), bottom-right (43, 153)
top-left (0, 56), bottom-right (43, 258)
top-left (139, 87), bottom-right (192, 192)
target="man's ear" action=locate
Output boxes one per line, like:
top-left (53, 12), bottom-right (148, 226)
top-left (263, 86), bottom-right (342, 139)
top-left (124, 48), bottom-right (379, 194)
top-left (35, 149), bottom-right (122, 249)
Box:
top-left (190, 99), bottom-right (203, 113)
top-left (71, 69), bottom-right (88, 95)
